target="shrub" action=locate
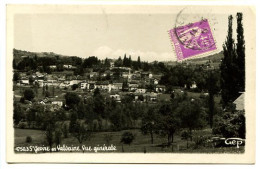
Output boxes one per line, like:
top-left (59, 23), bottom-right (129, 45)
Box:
top-left (23, 89), bottom-right (35, 101)
top-left (18, 122), bottom-right (27, 129)
top-left (20, 97), bottom-right (25, 103)
top-left (120, 131), bottom-right (135, 145)
top-left (104, 133), bottom-right (113, 145)
top-left (25, 136), bottom-right (32, 143)
top-left (213, 110), bottom-right (245, 138)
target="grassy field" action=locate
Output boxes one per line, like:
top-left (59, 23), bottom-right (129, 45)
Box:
top-left (14, 128), bottom-right (244, 154)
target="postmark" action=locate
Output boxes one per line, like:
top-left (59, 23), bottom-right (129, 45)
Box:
top-left (169, 19), bottom-right (217, 61)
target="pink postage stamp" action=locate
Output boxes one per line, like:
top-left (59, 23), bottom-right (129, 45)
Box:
top-left (169, 19), bottom-right (217, 61)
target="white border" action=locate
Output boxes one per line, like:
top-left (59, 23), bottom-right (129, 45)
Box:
top-left (1, 0), bottom-right (259, 169)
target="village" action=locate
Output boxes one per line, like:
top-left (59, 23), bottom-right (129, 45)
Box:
top-left (14, 61), bottom-right (199, 110)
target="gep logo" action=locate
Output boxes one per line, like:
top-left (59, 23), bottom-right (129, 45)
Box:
top-left (224, 138), bottom-right (244, 148)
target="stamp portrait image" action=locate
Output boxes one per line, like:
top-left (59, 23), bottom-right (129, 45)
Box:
top-left (6, 5), bottom-right (255, 163)
top-left (169, 19), bottom-right (217, 61)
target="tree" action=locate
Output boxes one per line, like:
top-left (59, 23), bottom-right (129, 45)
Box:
top-left (23, 88), bottom-right (35, 101)
top-left (54, 126), bottom-right (63, 147)
top-left (141, 107), bottom-right (158, 144)
top-left (69, 111), bottom-right (78, 133)
top-left (44, 122), bottom-right (55, 152)
top-left (114, 56), bottom-right (123, 67)
top-left (220, 14), bottom-right (241, 108)
top-left (72, 120), bottom-right (92, 152)
top-left (93, 88), bottom-right (105, 118)
top-left (178, 98), bottom-right (207, 140)
top-left (42, 110), bottom-right (57, 152)
top-left (13, 103), bottom-right (25, 125)
top-left (236, 13), bottom-right (245, 92)
top-left (13, 72), bottom-right (20, 83)
top-left (122, 80), bottom-right (129, 92)
top-left (121, 131), bottom-right (135, 146)
top-left (104, 133), bottom-right (113, 145)
top-left (137, 56), bottom-right (141, 69)
top-left (213, 110), bottom-right (245, 138)
top-left (71, 84), bottom-right (78, 90)
top-left (65, 92), bottom-right (81, 109)
top-left (181, 130), bottom-right (192, 148)
top-left (157, 104), bottom-right (181, 144)
top-left (29, 76), bottom-right (34, 85)
top-left (206, 71), bottom-right (220, 128)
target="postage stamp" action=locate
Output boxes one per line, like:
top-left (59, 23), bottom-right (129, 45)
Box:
top-left (169, 19), bottom-right (217, 61)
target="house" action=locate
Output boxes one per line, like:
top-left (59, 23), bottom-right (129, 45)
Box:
top-left (129, 83), bottom-right (139, 92)
top-left (88, 81), bottom-right (96, 90)
top-left (111, 83), bottom-right (123, 91)
top-left (35, 79), bottom-right (44, 87)
top-left (135, 88), bottom-right (147, 94)
top-left (153, 78), bottom-right (159, 85)
top-left (141, 72), bottom-right (153, 79)
top-left (60, 81), bottom-right (70, 88)
top-left (148, 73), bottom-right (153, 79)
top-left (90, 72), bottom-right (98, 78)
top-left (49, 65), bottom-right (57, 70)
top-left (51, 101), bottom-right (63, 107)
top-left (81, 82), bottom-right (88, 89)
top-left (190, 81), bottom-right (197, 89)
top-left (35, 72), bottom-right (45, 79)
top-left (233, 93), bottom-right (245, 111)
top-left (155, 85), bottom-right (166, 93)
top-left (20, 79), bottom-right (29, 85)
top-left (110, 94), bottom-right (121, 102)
top-left (147, 92), bottom-right (158, 102)
top-left (95, 81), bottom-right (110, 91)
top-left (69, 80), bottom-right (82, 86)
top-left (45, 80), bottom-right (59, 86)
top-left (63, 65), bottom-right (73, 69)
top-left (110, 62), bottom-right (115, 68)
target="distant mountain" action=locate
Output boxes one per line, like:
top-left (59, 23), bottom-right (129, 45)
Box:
top-left (185, 51), bottom-right (224, 63)
top-left (164, 51), bottom-right (224, 67)
top-left (13, 49), bottom-right (69, 59)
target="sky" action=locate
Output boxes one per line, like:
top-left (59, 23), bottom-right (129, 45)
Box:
top-left (14, 8), bottom-right (230, 62)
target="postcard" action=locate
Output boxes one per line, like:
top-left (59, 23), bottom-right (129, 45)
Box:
top-left (6, 5), bottom-right (255, 163)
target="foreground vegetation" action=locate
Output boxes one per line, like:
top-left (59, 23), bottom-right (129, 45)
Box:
top-left (15, 128), bottom-right (244, 153)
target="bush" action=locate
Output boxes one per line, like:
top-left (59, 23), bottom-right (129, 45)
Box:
top-left (23, 89), bottom-right (35, 101)
top-left (18, 122), bottom-right (28, 129)
top-left (213, 110), bottom-right (245, 138)
top-left (121, 131), bottom-right (135, 145)
top-left (25, 136), bottom-right (32, 143)
top-left (20, 97), bottom-right (25, 103)
top-left (62, 124), bottom-right (69, 138)
top-left (71, 84), bottom-right (79, 90)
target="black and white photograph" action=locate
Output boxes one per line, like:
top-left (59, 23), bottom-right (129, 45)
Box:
top-left (5, 4), bottom-right (256, 163)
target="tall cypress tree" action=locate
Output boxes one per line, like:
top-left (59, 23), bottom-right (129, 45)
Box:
top-left (137, 56), bottom-right (141, 69)
top-left (236, 13), bottom-right (245, 92)
top-left (220, 15), bottom-right (239, 108)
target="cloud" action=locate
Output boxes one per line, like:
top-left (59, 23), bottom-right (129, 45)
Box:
top-left (91, 46), bottom-right (176, 62)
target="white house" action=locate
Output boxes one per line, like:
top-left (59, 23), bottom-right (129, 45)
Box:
top-left (81, 82), bottom-right (88, 89)
top-left (233, 93), bottom-right (245, 111)
top-left (155, 85), bottom-right (166, 93)
top-left (153, 79), bottom-right (159, 85)
top-left (135, 88), bottom-right (147, 94)
top-left (95, 81), bottom-right (110, 90)
top-left (111, 83), bottom-right (123, 91)
top-left (110, 94), bottom-right (121, 102)
top-left (148, 73), bottom-right (153, 79)
top-left (52, 101), bottom-right (63, 107)
top-left (20, 79), bottom-right (29, 85)
top-left (190, 82), bottom-right (197, 89)
top-left (49, 65), bottom-right (57, 69)
top-left (63, 65), bottom-right (73, 69)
